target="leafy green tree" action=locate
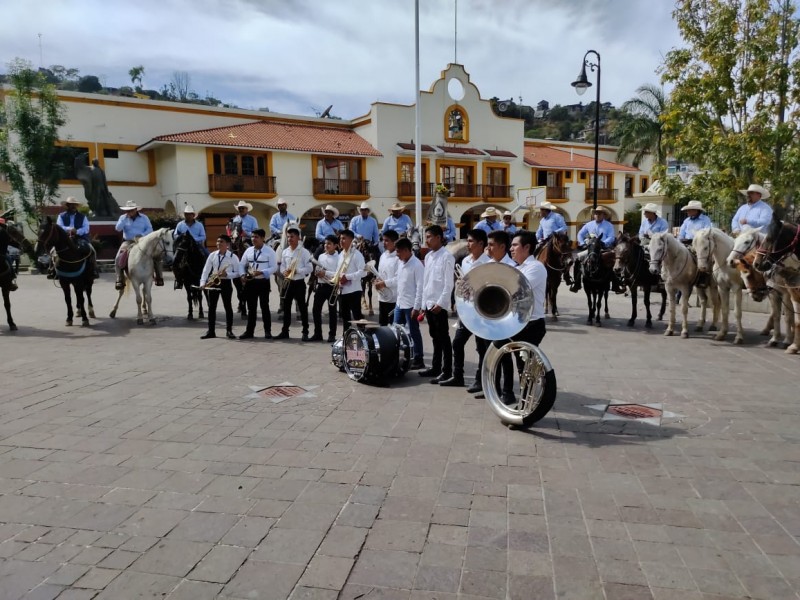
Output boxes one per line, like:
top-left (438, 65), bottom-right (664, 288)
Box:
top-left (614, 84), bottom-right (669, 168)
top-left (78, 75), bottom-right (102, 93)
top-left (660, 0), bottom-right (800, 213)
top-left (0, 59), bottom-right (66, 222)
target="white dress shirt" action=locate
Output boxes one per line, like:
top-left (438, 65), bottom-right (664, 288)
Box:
top-left (315, 251), bottom-right (340, 284)
top-left (280, 245), bottom-right (313, 280)
top-left (200, 250), bottom-right (241, 286)
top-left (422, 247), bottom-right (455, 310)
top-left (517, 255), bottom-right (547, 321)
top-left (377, 250), bottom-right (400, 303)
top-left (396, 255), bottom-right (424, 310)
top-left (335, 246), bottom-right (366, 295)
top-left (490, 254), bottom-right (517, 267)
top-left (461, 253), bottom-right (491, 275)
top-left (239, 245), bottom-right (278, 280)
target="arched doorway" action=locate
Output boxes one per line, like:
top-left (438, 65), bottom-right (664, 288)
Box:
top-left (163, 200), bottom-right (176, 214)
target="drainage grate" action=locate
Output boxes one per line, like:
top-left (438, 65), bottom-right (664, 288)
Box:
top-left (606, 404), bottom-right (663, 419)
top-left (257, 385), bottom-right (307, 400)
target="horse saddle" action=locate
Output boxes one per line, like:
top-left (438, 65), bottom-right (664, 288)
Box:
top-left (116, 249), bottom-right (129, 271)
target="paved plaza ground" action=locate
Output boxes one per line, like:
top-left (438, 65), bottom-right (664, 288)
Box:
top-left (0, 272), bottom-right (798, 599)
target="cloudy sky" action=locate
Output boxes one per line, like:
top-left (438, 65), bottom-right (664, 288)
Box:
top-left (2, 0), bottom-right (683, 119)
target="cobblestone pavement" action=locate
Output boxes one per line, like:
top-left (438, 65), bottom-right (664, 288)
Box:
top-left (0, 273), bottom-right (798, 599)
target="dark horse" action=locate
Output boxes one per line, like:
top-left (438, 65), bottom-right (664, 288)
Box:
top-left (535, 232), bottom-right (573, 321)
top-left (613, 233), bottom-right (667, 328)
top-left (228, 220), bottom-right (251, 320)
top-left (754, 213), bottom-right (800, 273)
top-left (172, 232), bottom-right (206, 320)
top-left (580, 236), bottom-right (612, 326)
top-left (36, 217), bottom-right (95, 327)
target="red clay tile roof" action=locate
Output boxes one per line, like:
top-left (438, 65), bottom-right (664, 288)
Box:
top-left (146, 121), bottom-right (382, 157)
top-left (437, 146), bottom-right (486, 155)
top-left (397, 142), bottom-right (438, 152)
top-left (524, 146), bottom-right (637, 172)
top-left (484, 149), bottom-right (517, 158)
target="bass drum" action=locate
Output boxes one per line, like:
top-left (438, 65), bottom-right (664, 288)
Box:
top-left (342, 324), bottom-right (412, 384)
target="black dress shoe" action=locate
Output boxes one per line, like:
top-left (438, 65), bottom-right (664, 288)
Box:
top-left (264, 333), bottom-right (273, 340)
top-left (474, 391), bottom-right (485, 399)
top-left (275, 332), bottom-right (289, 340)
top-left (466, 382), bottom-right (482, 394)
top-left (226, 331), bottom-right (236, 339)
top-left (418, 368), bottom-right (441, 378)
top-left (439, 376), bottom-right (465, 387)
top-left (430, 373), bottom-right (450, 384)
top-left (309, 334), bottom-right (323, 342)
top-left (239, 332), bottom-right (254, 340)
top-left (301, 334), bottom-right (310, 342)
top-left (201, 331), bottom-right (216, 339)
top-left (327, 335), bottom-right (337, 343)
top-left (409, 359), bottom-right (426, 371)
top-left (501, 392), bottom-right (517, 405)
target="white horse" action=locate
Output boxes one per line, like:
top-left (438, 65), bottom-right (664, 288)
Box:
top-left (109, 228), bottom-right (171, 325)
top-left (649, 232), bottom-right (719, 338)
top-left (693, 228), bottom-right (745, 344)
top-left (727, 228), bottom-right (798, 352)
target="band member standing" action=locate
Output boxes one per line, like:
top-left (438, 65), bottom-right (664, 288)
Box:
top-left (440, 229), bottom-right (491, 389)
top-left (393, 237), bottom-right (425, 370)
top-left (487, 230), bottom-right (516, 266)
top-left (200, 234), bottom-right (241, 340)
top-left (114, 201), bottom-right (159, 290)
top-left (374, 229), bottom-right (400, 326)
top-left (310, 235), bottom-right (340, 342)
top-left (238, 229), bottom-right (277, 340)
top-left (277, 225), bottom-right (312, 341)
top-left (510, 230), bottom-right (547, 363)
top-left (335, 229), bottom-right (366, 330)
top-left (486, 229), bottom-right (516, 403)
top-left (419, 225), bottom-right (455, 383)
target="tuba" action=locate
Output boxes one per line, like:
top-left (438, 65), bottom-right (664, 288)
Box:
top-left (455, 263), bottom-right (557, 427)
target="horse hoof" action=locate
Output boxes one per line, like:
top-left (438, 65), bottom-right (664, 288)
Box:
top-left (596, 321), bottom-right (602, 327)
top-left (627, 320), bottom-right (635, 327)
top-left (708, 325), bottom-right (718, 332)
top-left (734, 337), bottom-right (743, 345)
top-left (694, 325), bottom-right (704, 332)
top-left (109, 312), bottom-right (116, 319)
top-left (681, 331), bottom-right (689, 339)
top-left (65, 320), bottom-right (72, 327)
top-left (759, 330), bottom-right (771, 336)
top-left (81, 320), bottom-right (90, 328)
top-left (551, 315), bottom-right (558, 322)
top-left (604, 313), bottom-right (610, 319)
top-left (369, 310), bottom-right (375, 317)
top-left (768, 340), bottom-right (779, 347)
top-left (664, 330), bottom-right (673, 337)
top-left (586, 319), bottom-right (592, 325)
top-left (88, 309), bottom-right (96, 319)
top-left (137, 318), bottom-right (144, 325)
top-left (714, 333), bottom-right (726, 342)
top-left (645, 321), bottom-right (653, 329)
top-left (149, 319), bottom-right (157, 326)
top-left (187, 315), bottom-right (195, 321)
top-left (785, 345), bottom-right (799, 354)
top-left (9, 323), bottom-right (17, 332)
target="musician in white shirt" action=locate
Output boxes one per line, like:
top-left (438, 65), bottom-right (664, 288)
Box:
top-left (311, 235), bottom-right (340, 343)
top-left (485, 229), bottom-right (516, 403)
top-left (199, 234), bottom-right (241, 340)
top-left (238, 229), bottom-right (278, 340)
top-left (335, 229), bottom-right (366, 331)
top-left (277, 225), bottom-right (312, 341)
top-left (510, 230), bottom-right (547, 346)
top-left (419, 225), bottom-right (456, 382)
top-left (373, 229), bottom-right (400, 326)
top-left (393, 237), bottom-right (425, 370)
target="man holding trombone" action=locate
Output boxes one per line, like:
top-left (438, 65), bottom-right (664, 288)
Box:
top-left (333, 229), bottom-right (366, 331)
top-left (277, 225), bottom-right (312, 341)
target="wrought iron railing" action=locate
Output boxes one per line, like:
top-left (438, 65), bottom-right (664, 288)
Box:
top-left (480, 184), bottom-right (514, 199)
top-left (546, 187), bottom-right (569, 200)
top-left (208, 174), bottom-right (276, 193)
top-left (397, 182), bottom-right (435, 197)
top-left (313, 178), bottom-right (370, 196)
top-left (585, 188), bottom-right (618, 201)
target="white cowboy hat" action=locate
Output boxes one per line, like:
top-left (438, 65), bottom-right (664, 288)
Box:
top-left (739, 184), bottom-right (770, 200)
top-left (63, 197), bottom-right (81, 205)
top-left (276, 197), bottom-right (287, 206)
top-left (481, 207), bottom-right (500, 218)
top-left (234, 201), bottom-right (253, 211)
top-left (389, 203), bottom-right (405, 211)
top-left (681, 200), bottom-right (705, 212)
top-left (183, 204), bottom-right (196, 214)
top-left (593, 205), bottom-right (611, 216)
top-left (641, 202), bottom-right (661, 215)
top-left (503, 211), bottom-right (514, 219)
top-left (539, 201), bottom-right (558, 211)
top-left (359, 202), bottom-right (370, 211)
top-left (323, 204), bottom-right (339, 218)
top-left (119, 200), bottom-right (140, 211)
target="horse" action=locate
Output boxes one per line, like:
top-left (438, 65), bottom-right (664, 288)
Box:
top-left (228, 219), bottom-right (251, 320)
top-left (579, 236), bottom-right (612, 325)
top-left (171, 232), bottom-right (206, 320)
top-left (693, 228), bottom-right (745, 344)
top-left (35, 218), bottom-right (96, 327)
top-left (109, 228), bottom-right (171, 325)
top-left (535, 232), bottom-right (573, 321)
top-left (355, 237), bottom-right (381, 316)
top-left (648, 232), bottom-right (719, 338)
top-left (0, 226), bottom-right (19, 331)
top-left (753, 214), bottom-right (800, 273)
top-left (613, 233), bottom-right (666, 328)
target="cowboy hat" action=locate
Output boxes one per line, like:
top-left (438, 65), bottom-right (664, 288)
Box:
top-left (183, 204), bottom-right (196, 214)
top-left (481, 207), bottom-right (500, 219)
top-left (389, 203), bottom-right (405, 211)
top-left (322, 204), bottom-right (339, 218)
top-left (276, 197), bottom-right (287, 206)
top-left (359, 202), bottom-right (370, 211)
top-left (738, 184), bottom-right (770, 200)
top-left (503, 211), bottom-right (515, 220)
top-left (234, 200), bottom-right (253, 211)
top-left (681, 200), bottom-right (705, 212)
top-left (63, 197), bottom-right (81, 205)
top-left (119, 200), bottom-right (140, 211)
top-left (593, 206), bottom-right (611, 216)
top-left (641, 202), bottom-right (661, 215)
top-left (539, 201), bottom-right (558, 211)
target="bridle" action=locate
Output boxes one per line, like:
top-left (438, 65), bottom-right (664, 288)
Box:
top-left (755, 221), bottom-right (800, 264)
top-left (615, 240), bottom-right (642, 283)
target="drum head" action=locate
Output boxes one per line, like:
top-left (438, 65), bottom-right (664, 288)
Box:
top-left (343, 327), bottom-right (371, 382)
top-left (330, 337), bottom-right (345, 372)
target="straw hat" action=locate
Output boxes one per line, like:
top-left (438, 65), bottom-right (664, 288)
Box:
top-left (681, 200), bottom-right (705, 212)
top-left (183, 204), bottom-right (196, 215)
top-left (539, 201), bottom-right (558, 211)
top-left (119, 200), bottom-right (141, 211)
top-left (503, 211), bottom-right (515, 220)
top-left (480, 207), bottom-right (500, 219)
top-left (359, 202), bottom-right (370, 211)
top-left (234, 200), bottom-right (253, 211)
top-left (739, 184), bottom-right (770, 200)
top-left (389, 203), bottom-right (405, 211)
top-left (593, 206), bottom-right (611, 216)
top-left (641, 202), bottom-right (660, 216)
top-left (322, 204), bottom-right (339, 218)
top-left (276, 198), bottom-right (287, 206)
top-left (63, 197), bottom-right (81, 206)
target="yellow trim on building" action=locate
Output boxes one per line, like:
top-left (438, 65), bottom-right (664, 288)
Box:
top-left (443, 104), bottom-right (469, 144)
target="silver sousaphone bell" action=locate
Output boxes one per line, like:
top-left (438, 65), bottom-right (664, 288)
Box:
top-left (455, 263), bottom-right (557, 427)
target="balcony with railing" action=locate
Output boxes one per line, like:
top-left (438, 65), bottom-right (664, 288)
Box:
top-left (585, 188), bottom-right (618, 202)
top-left (313, 178), bottom-right (370, 198)
top-left (443, 183), bottom-right (479, 198)
top-left (546, 186), bottom-right (569, 200)
top-left (397, 182), bottom-right (435, 198)
top-left (208, 174), bottom-right (276, 195)
top-left (480, 184), bottom-right (514, 199)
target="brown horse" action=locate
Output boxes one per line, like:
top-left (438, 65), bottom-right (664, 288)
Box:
top-left (535, 233), bottom-right (573, 321)
top-left (613, 233), bottom-right (666, 328)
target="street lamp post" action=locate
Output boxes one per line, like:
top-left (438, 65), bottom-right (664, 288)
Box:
top-left (571, 50), bottom-right (601, 212)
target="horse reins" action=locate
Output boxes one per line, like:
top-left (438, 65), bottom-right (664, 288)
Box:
top-left (756, 222), bottom-right (800, 261)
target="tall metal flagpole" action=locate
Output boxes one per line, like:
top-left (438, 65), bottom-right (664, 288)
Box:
top-left (414, 0), bottom-right (422, 231)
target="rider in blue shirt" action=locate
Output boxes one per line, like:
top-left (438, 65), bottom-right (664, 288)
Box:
top-left (474, 207), bottom-right (503, 233)
top-left (316, 205), bottom-right (343, 242)
top-left (444, 215), bottom-right (457, 243)
top-left (115, 200), bottom-right (159, 289)
top-left (731, 184), bottom-right (773, 235)
top-left (382, 204), bottom-right (414, 235)
top-left (678, 201), bottom-right (712, 242)
top-left (173, 205), bottom-right (209, 257)
top-left (269, 198), bottom-right (296, 237)
top-left (571, 206), bottom-right (623, 293)
top-left (349, 202), bottom-right (380, 245)
top-left (536, 202), bottom-right (568, 242)
top-left (639, 203), bottom-right (669, 239)
top-left (231, 201), bottom-right (258, 238)
top-left (502, 211), bottom-right (518, 236)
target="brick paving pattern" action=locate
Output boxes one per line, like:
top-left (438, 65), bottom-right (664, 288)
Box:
top-left (0, 273), bottom-right (798, 599)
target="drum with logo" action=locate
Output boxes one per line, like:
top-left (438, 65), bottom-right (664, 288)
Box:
top-left (341, 323), bottom-right (412, 385)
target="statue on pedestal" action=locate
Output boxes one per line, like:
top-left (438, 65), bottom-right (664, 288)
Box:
top-left (74, 153), bottom-right (120, 218)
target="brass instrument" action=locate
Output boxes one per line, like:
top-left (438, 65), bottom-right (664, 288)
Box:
top-left (310, 257), bottom-right (333, 284)
top-left (195, 266), bottom-right (228, 292)
top-left (365, 259), bottom-right (391, 303)
top-left (329, 248), bottom-right (353, 306)
top-left (279, 247), bottom-right (302, 300)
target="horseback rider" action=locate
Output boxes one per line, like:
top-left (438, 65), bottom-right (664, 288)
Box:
top-left (535, 202), bottom-right (568, 254)
top-left (570, 206), bottom-right (624, 293)
top-left (56, 197), bottom-right (99, 279)
top-left (678, 200), bottom-right (712, 244)
top-left (173, 204), bottom-right (209, 257)
top-left (0, 218), bottom-right (18, 291)
top-left (444, 213), bottom-right (457, 243)
top-left (474, 207), bottom-right (503, 233)
top-left (269, 198), bottom-right (296, 239)
top-left (349, 202), bottom-right (380, 246)
top-left (114, 201), bottom-right (163, 290)
top-left (731, 184), bottom-right (773, 235)
top-left (315, 204), bottom-right (343, 242)
top-left (502, 211), bottom-right (518, 236)
top-left (639, 203), bottom-right (669, 240)
top-left (230, 201), bottom-right (258, 241)
top-left (382, 203), bottom-right (413, 236)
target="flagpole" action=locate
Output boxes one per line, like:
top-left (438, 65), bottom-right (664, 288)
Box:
top-left (414, 0), bottom-right (422, 232)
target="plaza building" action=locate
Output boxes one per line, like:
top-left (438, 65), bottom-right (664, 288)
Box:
top-left (2, 64), bottom-right (656, 247)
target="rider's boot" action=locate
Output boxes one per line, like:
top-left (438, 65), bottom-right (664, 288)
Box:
top-left (114, 266), bottom-right (125, 290)
top-left (154, 259), bottom-right (164, 286)
top-left (569, 263), bottom-right (582, 293)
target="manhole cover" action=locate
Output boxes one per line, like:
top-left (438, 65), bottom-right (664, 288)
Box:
top-left (257, 385), bottom-right (307, 399)
top-left (606, 404), bottom-right (663, 419)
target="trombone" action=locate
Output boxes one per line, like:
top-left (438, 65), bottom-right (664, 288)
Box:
top-left (329, 248), bottom-right (352, 306)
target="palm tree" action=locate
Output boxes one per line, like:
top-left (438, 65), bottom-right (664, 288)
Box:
top-left (614, 84), bottom-right (668, 167)
top-left (128, 66), bottom-right (145, 90)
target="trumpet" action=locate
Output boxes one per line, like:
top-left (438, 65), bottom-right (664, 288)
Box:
top-left (329, 248), bottom-right (352, 306)
top-left (279, 248), bottom-right (302, 300)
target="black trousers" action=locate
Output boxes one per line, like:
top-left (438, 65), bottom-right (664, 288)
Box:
top-left (281, 279), bottom-right (309, 335)
top-left (378, 301), bottom-right (396, 326)
top-left (426, 309), bottom-right (452, 376)
top-left (244, 279), bottom-right (271, 335)
top-left (496, 319), bottom-right (547, 393)
top-left (338, 291), bottom-right (363, 331)
top-left (312, 283), bottom-right (338, 338)
top-left (452, 322), bottom-right (488, 381)
top-left (205, 280), bottom-right (233, 333)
